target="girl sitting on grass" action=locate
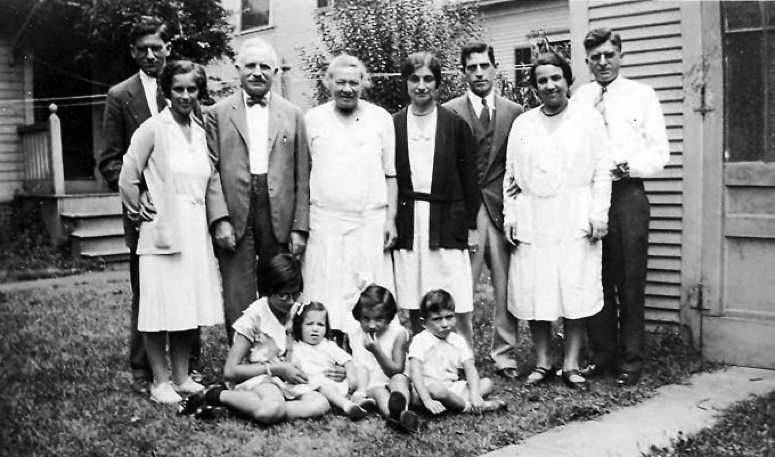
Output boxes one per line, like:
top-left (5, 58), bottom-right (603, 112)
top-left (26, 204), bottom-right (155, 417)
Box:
top-left (179, 254), bottom-right (341, 424)
top-left (280, 301), bottom-right (376, 420)
top-left (348, 285), bottom-right (418, 432)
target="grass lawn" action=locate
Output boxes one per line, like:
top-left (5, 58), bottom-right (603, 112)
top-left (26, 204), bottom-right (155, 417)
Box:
top-left (0, 275), bottom-right (708, 457)
top-left (644, 390), bottom-right (775, 457)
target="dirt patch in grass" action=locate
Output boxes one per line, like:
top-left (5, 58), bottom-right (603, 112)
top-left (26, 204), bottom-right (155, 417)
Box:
top-left (644, 390), bottom-right (775, 457)
top-left (0, 277), bottom-right (710, 457)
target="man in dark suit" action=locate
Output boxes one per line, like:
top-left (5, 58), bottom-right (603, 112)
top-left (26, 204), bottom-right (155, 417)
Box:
top-left (444, 42), bottom-right (523, 379)
top-left (205, 38), bottom-right (310, 343)
top-left (98, 18), bottom-right (201, 394)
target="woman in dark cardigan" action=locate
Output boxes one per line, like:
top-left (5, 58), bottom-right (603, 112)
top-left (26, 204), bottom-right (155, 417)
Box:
top-left (392, 51), bottom-right (480, 348)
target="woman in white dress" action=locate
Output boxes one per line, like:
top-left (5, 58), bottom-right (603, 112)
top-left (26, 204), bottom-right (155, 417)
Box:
top-left (119, 61), bottom-right (223, 404)
top-left (503, 52), bottom-right (611, 390)
top-left (303, 55), bottom-right (398, 340)
top-left (392, 52), bottom-right (479, 348)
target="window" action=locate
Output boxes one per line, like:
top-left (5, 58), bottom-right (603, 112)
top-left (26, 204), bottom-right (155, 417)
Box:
top-left (317, 0), bottom-right (333, 8)
top-left (514, 40), bottom-right (570, 86)
top-left (722, 1), bottom-right (775, 162)
top-left (514, 47), bottom-right (532, 86)
top-left (242, 0), bottom-right (270, 31)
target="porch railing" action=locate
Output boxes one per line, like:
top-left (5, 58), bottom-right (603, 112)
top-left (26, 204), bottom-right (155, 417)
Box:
top-left (17, 104), bottom-right (65, 195)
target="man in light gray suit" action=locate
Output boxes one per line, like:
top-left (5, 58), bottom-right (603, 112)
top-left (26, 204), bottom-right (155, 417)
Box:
top-left (205, 38), bottom-right (310, 343)
top-left (444, 42), bottom-right (523, 378)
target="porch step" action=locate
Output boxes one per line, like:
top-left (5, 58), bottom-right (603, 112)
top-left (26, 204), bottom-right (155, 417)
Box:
top-left (58, 193), bottom-right (127, 265)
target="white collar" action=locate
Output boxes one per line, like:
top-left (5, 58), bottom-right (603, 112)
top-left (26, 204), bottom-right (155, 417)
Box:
top-left (139, 70), bottom-right (156, 86)
top-left (467, 89), bottom-right (495, 109)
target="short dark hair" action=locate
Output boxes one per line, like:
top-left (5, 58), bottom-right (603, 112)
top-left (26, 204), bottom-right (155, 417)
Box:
top-left (459, 42), bottom-right (496, 68)
top-left (291, 301), bottom-right (331, 342)
top-left (419, 289), bottom-right (455, 318)
top-left (400, 52), bottom-right (443, 87)
top-left (261, 253), bottom-right (304, 297)
top-left (158, 60), bottom-right (208, 100)
top-left (529, 52), bottom-right (574, 89)
top-left (352, 284), bottom-right (398, 321)
top-left (583, 27), bottom-right (622, 52)
top-left (129, 17), bottom-right (172, 46)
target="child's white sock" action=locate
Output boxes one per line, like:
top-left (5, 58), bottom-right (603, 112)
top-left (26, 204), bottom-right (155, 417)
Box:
top-left (462, 400), bottom-right (473, 413)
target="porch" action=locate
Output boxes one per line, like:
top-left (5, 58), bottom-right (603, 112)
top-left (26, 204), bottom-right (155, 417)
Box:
top-left (17, 104), bottom-right (127, 265)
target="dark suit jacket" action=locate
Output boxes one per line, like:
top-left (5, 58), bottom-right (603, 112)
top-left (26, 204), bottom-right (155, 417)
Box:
top-left (98, 73), bottom-right (167, 249)
top-left (443, 94), bottom-right (523, 230)
top-left (205, 92), bottom-right (310, 244)
top-left (393, 106), bottom-right (479, 250)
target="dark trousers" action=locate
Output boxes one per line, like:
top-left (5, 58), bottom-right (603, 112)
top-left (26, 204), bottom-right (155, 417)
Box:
top-left (216, 174), bottom-right (286, 344)
top-left (586, 178), bottom-right (650, 374)
top-left (125, 208), bottom-right (201, 382)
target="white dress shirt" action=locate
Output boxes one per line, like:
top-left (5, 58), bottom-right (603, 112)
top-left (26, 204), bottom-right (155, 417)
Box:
top-left (139, 70), bottom-right (160, 116)
top-left (467, 89), bottom-right (495, 119)
top-left (573, 77), bottom-right (669, 178)
top-left (243, 91), bottom-right (270, 175)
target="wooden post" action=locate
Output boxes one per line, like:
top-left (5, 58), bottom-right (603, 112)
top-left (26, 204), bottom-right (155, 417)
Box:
top-left (48, 103), bottom-right (65, 196)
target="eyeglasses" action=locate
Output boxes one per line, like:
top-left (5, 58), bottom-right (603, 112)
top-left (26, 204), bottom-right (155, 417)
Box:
top-left (277, 291), bottom-right (301, 302)
top-left (132, 44), bottom-right (168, 57)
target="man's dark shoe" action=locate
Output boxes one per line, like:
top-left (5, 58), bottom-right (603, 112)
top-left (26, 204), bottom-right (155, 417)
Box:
top-left (616, 372), bottom-right (640, 386)
top-left (495, 367), bottom-right (520, 379)
top-left (579, 364), bottom-right (612, 379)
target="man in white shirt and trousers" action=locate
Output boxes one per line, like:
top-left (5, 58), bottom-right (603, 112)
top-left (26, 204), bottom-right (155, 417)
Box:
top-left (574, 28), bottom-right (669, 385)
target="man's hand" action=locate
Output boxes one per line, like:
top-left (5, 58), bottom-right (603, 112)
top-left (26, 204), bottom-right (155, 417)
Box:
top-left (324, 364), bottom-right (347, 383)
top-left (468, 229), bottom-right (480, 254)
top-left (611, 162), bottom-right (630, 180)
top-left (289, 231), bottom-right (307, 259)
top-left (504, 221), bottom-right (519, 246)
top-left (505, 177), bottom-right (521, 198)
top-left (384, 219), bottom-right (398, 250)
top-left (588, 219), bottom-right (608, 242)
top-left (213, 219), bottom-right (236, 252)
top-left (138, 190), bottom-right (156, 222)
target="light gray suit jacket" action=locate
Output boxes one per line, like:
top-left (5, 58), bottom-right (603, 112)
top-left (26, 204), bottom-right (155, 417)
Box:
top-left (205, 92), bottom-right (310, 243)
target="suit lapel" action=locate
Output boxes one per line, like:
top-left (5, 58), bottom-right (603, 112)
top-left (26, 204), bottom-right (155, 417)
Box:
top-left (486, 95), bottom-right (512, 169)
top-left (126, 75), bottom-right (152, 127)
top-left (267, 97), bottom-right (284, 155)
top-left (449, 96), bottom-right (474, 127)
top-left (228, 94), bottom-right (250, 150)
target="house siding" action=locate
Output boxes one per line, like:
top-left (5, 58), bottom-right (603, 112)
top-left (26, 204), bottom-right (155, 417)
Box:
top-left (482, 0), bottom-right (570, 82)
top-left (0, 39), bottom-right (26, 203)
top-left (586, 0), bottom-right (684, 325)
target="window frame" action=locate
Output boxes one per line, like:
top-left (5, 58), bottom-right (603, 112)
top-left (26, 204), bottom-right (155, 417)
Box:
top-left (240, 0), bottom-right (272, 34)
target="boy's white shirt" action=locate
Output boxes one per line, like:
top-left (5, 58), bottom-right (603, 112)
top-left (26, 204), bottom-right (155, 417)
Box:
top-left (408, 330), bottom-right (474, 385)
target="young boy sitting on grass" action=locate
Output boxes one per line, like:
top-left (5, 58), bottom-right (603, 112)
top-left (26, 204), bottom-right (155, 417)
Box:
top-left (408, 289), bottom-right (507, 415)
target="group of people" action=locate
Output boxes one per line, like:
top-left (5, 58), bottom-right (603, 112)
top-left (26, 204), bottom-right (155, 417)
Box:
top-left (99, 16), bottom-right (668, 429)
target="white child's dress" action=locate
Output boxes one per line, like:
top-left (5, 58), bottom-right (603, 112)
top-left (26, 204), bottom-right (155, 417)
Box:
top-left (282, 340), bottom-right (353, 398)
top-left (407, 329), bottom-right (473, 398)
top-left (137, 118), bottom-right (223, 332)
top-left (348, 321), bottom-right (409, 389)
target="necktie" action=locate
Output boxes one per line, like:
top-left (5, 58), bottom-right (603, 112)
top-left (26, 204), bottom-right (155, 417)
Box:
top-left (479, 98), bottom-right (490, 127)
top-left (246, 96), bottom-right (268, 108)
top-left (594, 85), bottom-right (608, 129)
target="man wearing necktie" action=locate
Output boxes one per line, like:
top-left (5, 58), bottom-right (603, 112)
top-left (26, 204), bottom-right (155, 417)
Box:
top-left (574, 28), bottom-right (669, 385)
top-left (444, 42), bottom-right (524, 379)
top-left (99, 17), bottom-right (202, 394)
top-left (205, 38), bottom-right (310, 344)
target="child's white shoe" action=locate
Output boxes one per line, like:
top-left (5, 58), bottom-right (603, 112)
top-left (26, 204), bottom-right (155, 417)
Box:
top-left (173, 377), bottom-right (205, 395)
top-left (150, 382), bottom-right (183, 404)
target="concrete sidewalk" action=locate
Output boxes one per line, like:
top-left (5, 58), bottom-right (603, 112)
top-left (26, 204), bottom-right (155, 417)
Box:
top-left (483, 366), bottom-right (775, 457)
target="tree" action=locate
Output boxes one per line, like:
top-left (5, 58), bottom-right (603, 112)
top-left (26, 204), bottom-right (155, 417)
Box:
top-left (301, 0), bottom-right (483, 113)
top-left (10, 0), bottom-right (233, 87)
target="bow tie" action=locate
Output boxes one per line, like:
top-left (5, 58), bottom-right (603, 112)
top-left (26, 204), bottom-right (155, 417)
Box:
top-left (246, 96), bottom-right (268, 108)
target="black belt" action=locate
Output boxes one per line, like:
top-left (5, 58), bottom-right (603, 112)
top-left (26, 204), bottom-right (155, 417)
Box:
top-left (399, 188), bottom-right (462, 203)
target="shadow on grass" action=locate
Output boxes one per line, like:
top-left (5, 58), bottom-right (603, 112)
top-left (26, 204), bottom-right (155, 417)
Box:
top-left (0, 277), bottom-right (711, 457)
